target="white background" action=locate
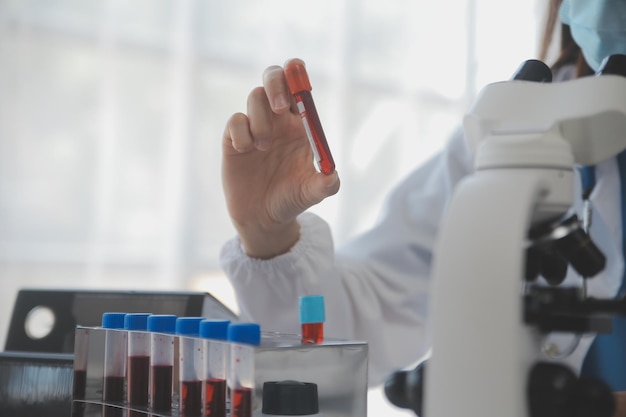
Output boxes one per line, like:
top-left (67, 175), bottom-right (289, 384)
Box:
top-left (0, 0), bottom-right (548, 414)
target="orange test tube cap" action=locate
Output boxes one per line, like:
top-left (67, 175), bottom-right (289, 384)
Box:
top-left (284, 61), bottom-right (312, 95)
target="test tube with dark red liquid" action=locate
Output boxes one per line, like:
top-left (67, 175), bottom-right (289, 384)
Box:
top-left (284, 61), bottom-right (335, 175)
top-left (228, 323), bottom-right (260, 417)
top-left (299, 295), bottom-right (325, 344)
top-left (176, 317), bottom-right (205, 417)
top-left (125, 313), bottom-right (151, 416)
top-left (72, 327), bottom-right (90, 400)
top-left (102, 312), bottom-right (127, 417)
top-left (200, 319), bottom-right (230, 417)
top-left (147, 314), bottom-right (177, 414)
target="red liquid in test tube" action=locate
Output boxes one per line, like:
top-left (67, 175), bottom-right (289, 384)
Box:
top-left (72, 369), bottom-right (87, 399)
top-left (128, 356), bottom-right (150, 406)
top-left (72, 327), bottom-right (90, 400)
top-left (125, 313), bottom-right (152, 414)
top-left (284, 60), bottom-right (335, 175)
top-left (205, 378), bottom-right (227, 416)
top-left (227, 323), bottom-right (260, 417)
top-left (231, 387), bottom-right (253, 417)
top-left (151, 364), bottom-right (174, 412)
top-left (301, 322), bottom-right (324, 345)
top-left (101, 312), bottom-right (128, 417)
top-left (147, 314), bottom-right (178, 414)
top-left (299, 295), bottom-right (325, 344)
top-left (103, 378), bottom-right (124, 417)
top-left (200, 319), bottom-right (230, 417)
top-left (182, 380), bottom-right (203, 416)
top-left (176, 317), bottom-right (205, 417)
top-left (104, 375), bottom-right (125, 403)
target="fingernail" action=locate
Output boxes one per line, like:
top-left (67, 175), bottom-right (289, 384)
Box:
top-left (273, 94), bottom-right (289, 111)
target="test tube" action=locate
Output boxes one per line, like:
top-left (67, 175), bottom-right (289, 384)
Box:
top-left (199, 319), bottom-right (230, 417)
top-left (147, 314), bottom-right (177, 414)
top-left (176, 317), bottom-right (205, 417)
top-left (125, 313), bottom-right (151, 414)
top-left (228, 323), bottom-right (261, 417)
top-left (299, 295), bottom-right (325, 344)
top-left (284, 61), bottom-right (335, 175)
top-left (72, 327), bottom-right (90, 400)
top-left (102, 312), bottom-right (127, 417)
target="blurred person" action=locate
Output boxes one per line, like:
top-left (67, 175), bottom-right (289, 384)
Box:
top-left (220, 0), bottom-right (626, 410)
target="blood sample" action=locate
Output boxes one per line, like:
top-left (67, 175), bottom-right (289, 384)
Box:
top-left (228, 323), bottom-right (261, 417)
top-left (151, 364), bottom-right (174, 411)
top-left (200, 319), bottom-right (230, 417)
top-left (182, 380), bottom-right (203, 416)
top-left (72, 369), bottom-right (87, 399)
top-left (176, 317), bottom-right (205, 417)
top-left (125, 313), bottom-right (151, 415)
top-left (72, 327), bottom-right (90, 400)
top-left (205, 378), bottom-right (227, 417)
top-left (232, 387), bottom-right (253, 417)
top-left (299, 295), bottom-right (325, 344)
top-left (101, 312), bottom-right (127, 417)
top-left (284, 60), bottom-right (335, 175)
top-left (147, 314), bottom-right (178, 413)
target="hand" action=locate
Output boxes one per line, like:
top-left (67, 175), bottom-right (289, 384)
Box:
top-left (222, 58), bottom-right (340, 259)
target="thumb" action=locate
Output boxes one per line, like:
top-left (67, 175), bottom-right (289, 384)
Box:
top-left (305, 171), bottom-right (341, 205)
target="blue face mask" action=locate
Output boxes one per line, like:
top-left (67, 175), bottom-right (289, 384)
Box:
top-left (559, 0), bottom-right (626, 71)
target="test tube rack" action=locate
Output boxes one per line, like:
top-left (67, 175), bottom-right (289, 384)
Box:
top-left (71, 326), bottom-right (368, 417)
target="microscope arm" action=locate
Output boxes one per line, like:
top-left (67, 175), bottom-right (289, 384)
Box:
top-left (425, 166), bottom-right (567, 417)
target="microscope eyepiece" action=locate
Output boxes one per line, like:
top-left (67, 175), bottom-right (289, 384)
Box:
top-left (512, 59), bottom-right (553, 82)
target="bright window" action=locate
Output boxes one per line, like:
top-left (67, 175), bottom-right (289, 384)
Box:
top-left (0, 0), bottom-right (546, 413)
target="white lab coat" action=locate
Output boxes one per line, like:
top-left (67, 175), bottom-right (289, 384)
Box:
top-left (220, 66), bottom-right (626, 386)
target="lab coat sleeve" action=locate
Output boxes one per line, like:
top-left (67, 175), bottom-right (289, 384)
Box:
top-left (220, 127), bottom-right (474, 386)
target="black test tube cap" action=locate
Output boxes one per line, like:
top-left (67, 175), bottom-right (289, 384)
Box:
top-left (262, 380), bottom-right (319, 415)
top-left (511, 59), bottom-right (553, 82)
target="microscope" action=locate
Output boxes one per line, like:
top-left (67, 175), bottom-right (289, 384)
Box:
top-left (385, 55), bottom-right (626, 417)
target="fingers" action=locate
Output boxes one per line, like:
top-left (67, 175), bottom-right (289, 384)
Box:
top-left (224, 83), bottom-right (284, 154)
top-left (247, 86), bottom-right (275, 151)
top-left (224, 112), bottom-right (254, 154)
top-left (225, 59), bottom-right (305, 154)
top-left (262, 65), bottom-right (291, 113)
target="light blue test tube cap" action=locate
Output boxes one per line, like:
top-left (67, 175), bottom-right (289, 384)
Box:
top-left (102, 312), bottom-right (127, 329)
top-left (124, 313), bottom-right (151, 331)
top-left (147, 314), bottom-right (178, 334)
top-left (199, 319), bottom-right (230, 341)
top-left (175, 317), bottom-right (204, 336)
top-left (227, 323), bottom-right (261, 346)
top-left (299, 295), bottom-right (325, 324)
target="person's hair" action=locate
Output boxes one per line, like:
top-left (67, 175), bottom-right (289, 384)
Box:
top-left (539, 0), bottom-right (593, 77)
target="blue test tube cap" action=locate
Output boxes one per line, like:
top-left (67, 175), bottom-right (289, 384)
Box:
top-left (299, 295), bottom-right (325, 324)
top-left (199, 319), bottom-right (230, 341)
top-left (124, 313), bottom-right (151, 331)
top-left (102, 312), bottom-right (127, 329)
top-left (147, 314), bottom-right (178, 334)
top-left (227, 323), bottom-right (261, 346)
top-left (175, 317), bottom-right (204, 336)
